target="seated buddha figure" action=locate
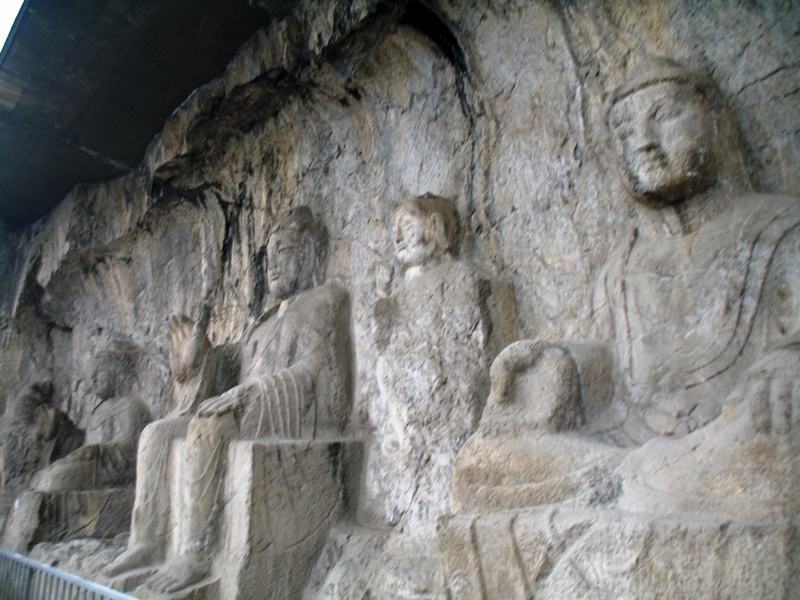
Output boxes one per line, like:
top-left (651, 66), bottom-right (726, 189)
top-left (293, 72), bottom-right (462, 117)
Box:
top-left (453, 58), bottom-right (800, 524)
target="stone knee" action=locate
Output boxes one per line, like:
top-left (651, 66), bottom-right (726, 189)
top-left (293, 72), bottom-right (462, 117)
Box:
top-left (34, 459), bottom-right (94, 492)
top-left (484, 342), bottom-right (582, 433)
top-left (137, 416), bottom-right (190, 465)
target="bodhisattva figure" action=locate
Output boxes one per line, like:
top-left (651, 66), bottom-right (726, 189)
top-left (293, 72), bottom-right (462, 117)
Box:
top-left (111, 206), bottom-right (351, 594)
top-left (363, 194), bottom-right (505, 594)
top-left (31, 340), bottom-right (151, 493)
top-left (453, 58), bottom-right (800, 522)
top-left (103, 312), bottom-right (221, 578)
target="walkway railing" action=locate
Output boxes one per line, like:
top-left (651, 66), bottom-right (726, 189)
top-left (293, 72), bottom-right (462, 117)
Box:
top-left (0, 548), bottom-right (137, 600)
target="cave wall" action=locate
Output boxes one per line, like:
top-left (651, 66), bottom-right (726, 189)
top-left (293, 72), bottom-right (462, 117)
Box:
top-left (0, 0), bottom-right (797, 445)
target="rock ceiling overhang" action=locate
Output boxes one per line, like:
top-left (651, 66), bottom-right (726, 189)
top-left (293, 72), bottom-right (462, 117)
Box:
top-left (0, 0), bottom-right (299, 227)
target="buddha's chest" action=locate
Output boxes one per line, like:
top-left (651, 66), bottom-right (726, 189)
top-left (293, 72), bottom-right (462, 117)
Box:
top-left (625, 231), bottom-right (749, 359)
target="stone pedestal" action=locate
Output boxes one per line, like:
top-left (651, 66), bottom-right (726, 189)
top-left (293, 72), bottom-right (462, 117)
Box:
top-left (2, 488), bottom-right (134, 553)
top-left (134, 438), bottom-right (360, 600)
top-left (439, 507), bottom-right (799, 599)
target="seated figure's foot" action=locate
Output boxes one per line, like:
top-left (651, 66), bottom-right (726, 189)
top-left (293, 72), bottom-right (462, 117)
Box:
top-left (145, 551), bottom-right (209, 594)
top-left (103, 542), bottom-right (161, 577)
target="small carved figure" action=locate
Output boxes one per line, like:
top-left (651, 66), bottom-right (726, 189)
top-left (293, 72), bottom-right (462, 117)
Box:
top-left (109, 207), bottom-right (351, 594)
top-left (0, 381), bottom-right (82, 497)
top-left (1, 342), bottom-right (150, 553)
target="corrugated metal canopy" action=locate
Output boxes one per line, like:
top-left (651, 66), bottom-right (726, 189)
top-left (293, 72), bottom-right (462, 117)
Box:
top-left (0, 0), bottom-right (285, 226)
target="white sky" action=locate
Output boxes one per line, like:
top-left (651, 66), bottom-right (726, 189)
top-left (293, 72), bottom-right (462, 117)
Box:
top-left (0, 0), bottom-right (25, 52)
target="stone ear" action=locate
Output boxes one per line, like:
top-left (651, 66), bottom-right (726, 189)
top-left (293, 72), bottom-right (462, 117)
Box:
top-left (430, 212), bottom-right (450, 252)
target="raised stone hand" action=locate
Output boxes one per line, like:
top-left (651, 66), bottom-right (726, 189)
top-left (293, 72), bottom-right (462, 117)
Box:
top-left (168, 314), bottom-right (210, 384)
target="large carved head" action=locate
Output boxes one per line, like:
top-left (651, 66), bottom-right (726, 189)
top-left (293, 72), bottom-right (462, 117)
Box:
top-left (92, 340), bottom-right (141, 400)
top-left (392, 194), bottom-right (459, 270)
top-left (607, 58), bottom-right (736, 206)
top-left (267, 206), bottom-right (327, 300)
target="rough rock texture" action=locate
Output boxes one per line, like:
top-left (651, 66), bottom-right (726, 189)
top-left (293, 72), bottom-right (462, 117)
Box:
top-left (440, 509), bottom-right (798, 599)
top-left (0, 0), bottom-right (798, 598)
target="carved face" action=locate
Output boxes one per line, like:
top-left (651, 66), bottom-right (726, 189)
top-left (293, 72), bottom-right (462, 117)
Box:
top-left (609, 82), bottom-right (717, 205)
top-left (267, 230), bottom-right (305, 300)
top-left (393, 210), bottom-right (438, 269)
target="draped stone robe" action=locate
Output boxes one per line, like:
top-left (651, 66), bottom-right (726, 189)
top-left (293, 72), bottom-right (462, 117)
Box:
top-left (234, 279), bottom-right (352, 440)
top-left (594, 193), bottom-right (800, 441)
top-left (364, 260), bottom-right (492, 535)
top-left (174, 280), bottom-right (352, 557)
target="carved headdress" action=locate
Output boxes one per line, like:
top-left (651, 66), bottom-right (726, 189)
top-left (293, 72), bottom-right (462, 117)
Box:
top-left (608, 57), bottom-right (724, 109)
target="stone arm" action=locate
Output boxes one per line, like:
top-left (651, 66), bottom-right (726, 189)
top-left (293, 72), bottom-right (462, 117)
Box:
top-left (198, 357), bottom-right (319, 439)
top-left (167, 313), bottom-right (224, 416)
top-left (66, 396), bottom-right (151, 462)
top-left (733, 225), bottom-right (800, 435)
top-left (199, 283), bottom-right (351, 438)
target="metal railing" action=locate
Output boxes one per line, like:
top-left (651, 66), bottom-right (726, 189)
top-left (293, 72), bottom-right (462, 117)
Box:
top-left (0, 548), bottom-right (137, 600)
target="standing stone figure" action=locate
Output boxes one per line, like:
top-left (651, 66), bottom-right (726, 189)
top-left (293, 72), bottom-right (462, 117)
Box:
top-left (103, 312), bottom-right (222, 579)
top-left (444, 58), bottom-right (800, 597)
top-left (363, 194), bottom-right (499, 594)
top-left (111, 206), bottom-right (351, 594)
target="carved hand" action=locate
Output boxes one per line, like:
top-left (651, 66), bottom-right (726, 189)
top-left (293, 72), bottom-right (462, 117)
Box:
top-left (486, 340), bottom-right (546, 406)
top-left (724, 349), bottom-right (800, 435)
top-left (168, 315), bottom-right (210, 383)
top-left (197, 389), bottom-right (242, 417)
top-left (749, 376), bottom-right (798, 434)
top-left (375, 262), bottom-right (393, 299)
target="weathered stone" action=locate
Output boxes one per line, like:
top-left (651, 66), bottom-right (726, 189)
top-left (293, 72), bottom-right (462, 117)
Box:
top-left (440, 509), bottom-right (799, 599)
top-left (0, 381), bottom-right (83, 500)
top-left (102, 207), bottom-right (353, 597)
top-left (127, 440), bottom-right (355, 600)
top-left (2, 340), bottom-right (151, 553)
top-left (2, 489), bottom-right (134, 551)
top-left (0, 0), bottom-right (798, 597)
top-left (445, 56), bottom-right (800, 597)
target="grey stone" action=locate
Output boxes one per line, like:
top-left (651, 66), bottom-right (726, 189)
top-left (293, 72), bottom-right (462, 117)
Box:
top-left (0, 1), bottom-right (798, 597)
top-left (445, 56), bottom-right (800, 597)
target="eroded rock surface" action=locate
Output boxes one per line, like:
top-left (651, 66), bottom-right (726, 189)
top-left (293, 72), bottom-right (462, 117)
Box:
top-left (0, 0), bottom-right (798, 598)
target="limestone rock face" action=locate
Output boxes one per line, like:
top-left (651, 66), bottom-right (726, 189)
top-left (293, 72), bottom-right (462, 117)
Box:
top-left (0, 0), bottom-right (798, 598)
